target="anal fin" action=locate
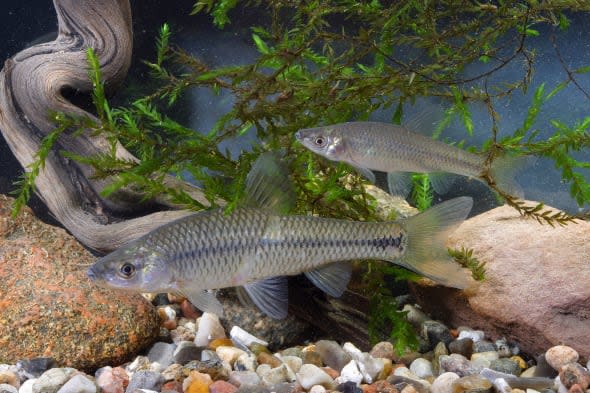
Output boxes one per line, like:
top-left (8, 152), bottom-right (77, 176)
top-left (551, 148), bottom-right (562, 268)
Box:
top-left (304, 262), bottom-right (352, 298)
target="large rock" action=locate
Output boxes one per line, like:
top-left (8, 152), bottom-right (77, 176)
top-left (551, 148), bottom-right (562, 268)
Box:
top-left (0, 195), bottom-right (160, 370)
top-left (410, 202), bottom-right (590, 360)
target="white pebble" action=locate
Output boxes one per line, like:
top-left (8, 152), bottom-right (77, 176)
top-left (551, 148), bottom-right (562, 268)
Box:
top-left (526, 389), bottom-right (541, 393)
top-left (194, 312), bottom-right (226, 346)
top-left (55, 375), bottom-right (97, 393)
top-left (471, 351), bottom-right (499, 369)
top-left (336, 360), bottom-right (363, 386)
top-left (235, 353), bottom-right (257, 372)
top-left (280, 356), bottom-right (303, 373)
top-left (520, 366), bottom-right (536, 378)
top-left (431, 372), bottom-right (460, 393)
top-left (309, 385), bottom-right (327, 393)
top-left (0, 384), bottom-right (17, 393)
top-left (19, 379), bottom-right (36, 393)
top-left (410, 358), bottom-right (434, 378)
top-left (230, 326), bottom-right (268, 347)
top-left (216, 346), bottom-right (247, 366)
top-left (342, 342), bottom-right (362, 355)
top-left (162, 306), bottom-right (176, 321)
top-left (492, 377), bottom-right (512, 393)
top-left (394, 367), bottom-right (431, 390)
top-left (257, 364), bottom-right (291, 385)
top-left (458, 329), bottom-right (485, 342)
top-left (296, 364), bottom-right (335, 390)
top-left (355, 353), bottom-right (384, 384)
top-left (555, 376), bottom-right (569, 393)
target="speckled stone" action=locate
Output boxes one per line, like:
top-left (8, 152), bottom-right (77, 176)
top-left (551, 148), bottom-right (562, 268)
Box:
top-left (489, 358), bottom-right (521, 376)
top-left (545, 346), bottom-right (579, 371)
top-left (559, 363), bottom-right (590, 389)
top-left (0, 196), bottom-right (160, 370)
top-left (0, 384), bottom-right (17, 393)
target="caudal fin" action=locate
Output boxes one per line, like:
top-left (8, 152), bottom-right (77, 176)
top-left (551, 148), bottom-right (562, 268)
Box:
top-left (487, 154), bottom-right (534, 199)
top-left (398, 197), bottom-right (473, 289)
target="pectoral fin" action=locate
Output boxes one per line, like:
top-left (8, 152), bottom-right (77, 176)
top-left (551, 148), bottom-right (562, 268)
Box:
top-left (304, 262), bottom-right (352, 297)
top-left (242, 276), bottom-right (289, 319)
top-left (429, 172), bottom-right (457, 195)
top-left (180, 288), bottom-right (224, 317)
top-left (352, 165), bottom-right (376, 184)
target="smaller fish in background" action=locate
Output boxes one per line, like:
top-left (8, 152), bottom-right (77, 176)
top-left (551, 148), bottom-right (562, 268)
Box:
top-left (295, 121), bottom-right (531, 198)
top-left (87, 153), bottom-right (474, 319)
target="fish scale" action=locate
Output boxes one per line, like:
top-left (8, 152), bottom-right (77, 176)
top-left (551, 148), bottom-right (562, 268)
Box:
top-left (138, 207), bottom-right (404, 289)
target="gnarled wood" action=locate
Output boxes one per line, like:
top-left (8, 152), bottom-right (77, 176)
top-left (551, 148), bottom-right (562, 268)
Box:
top-left (0, 0), bottom-right (206, 252)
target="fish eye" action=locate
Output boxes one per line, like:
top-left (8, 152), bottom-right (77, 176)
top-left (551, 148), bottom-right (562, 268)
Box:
top-left (314, 136), bottom-right (326, 146)
top-left (119, 263), bottom-right (136, 278)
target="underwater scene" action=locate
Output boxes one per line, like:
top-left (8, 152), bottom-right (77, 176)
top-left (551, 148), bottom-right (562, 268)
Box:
top-left (0, 1), bottom-right (589, 393)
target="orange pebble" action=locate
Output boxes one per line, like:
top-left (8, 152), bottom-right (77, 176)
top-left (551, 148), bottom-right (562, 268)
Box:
top-left (185, 371), bottom-right (212, 393)
top-left (208, 338), bottom-right (234, 349)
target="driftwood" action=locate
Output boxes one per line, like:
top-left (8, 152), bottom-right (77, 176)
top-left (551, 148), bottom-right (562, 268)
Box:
top-left (0, 0), bottom-right (206, 252)
top-left (0, 0), bottom-right (379, 347)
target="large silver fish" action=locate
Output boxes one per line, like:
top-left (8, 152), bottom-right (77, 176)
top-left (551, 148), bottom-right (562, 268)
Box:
top-left (295, 121), bottom-right (527, 198)
top-left (87, 153), bottom-right (473, 319)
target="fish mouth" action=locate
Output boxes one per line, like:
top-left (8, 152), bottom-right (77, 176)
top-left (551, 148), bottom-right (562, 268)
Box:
top-left (86, 265), bottom-right (98, 282)
top-left (294, 130), bottom-right (303, 141)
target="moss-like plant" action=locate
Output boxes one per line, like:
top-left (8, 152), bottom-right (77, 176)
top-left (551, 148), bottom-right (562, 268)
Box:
top-left (11, 1), bottom-right (590, 346)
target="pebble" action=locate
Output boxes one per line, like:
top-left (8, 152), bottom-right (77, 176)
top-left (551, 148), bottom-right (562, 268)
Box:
top-left (403, 305), bottom-right (429, 328)
top-left (457, 330), bottom-right (485, 343)
top-left (473, 341), bottom-right (496, 354)
top-left (230, 326), bottom-right (268, 348)
top-left (369, 342), bottom-right (394, 360)
top-left (209, 380), bottom-right (238, 393)
top-left (422, 320), bottom-right (454, 347)
top-left (0, 384), bottom-right (17, 393)
top-left (17, 358), bottom-right (57, 379)
top-left (451, 374), bottom-right (493, 393)
top-left (302, 351), bottom-right (324, 368)
top-left (489, 358), bottom-right (521, 376)
top-left (228, 371), bottom-right (261, 387)
top-left (173, 341), bottom-right (202, 365)
top-left (470, 352), bottom-right (499, 369)
top-left (309, 385), bottom-right (327, 393)
top-left (364, 380), bottom-right (397, 393)
top-left (18, 380), bottom-right (36, 393)
top-left (255, 364), bottom-right (286, 385)
top-left (439, 354), bottom-right (481, 376)
top-left (161, 364), bottom-right (183, 382)
top-left (409, 358), bottom-right (434, 379)
top-left (559, 362), bottom-right (590, 389)
top-left (235, 354), bottom-right (257, 372)
top-left (194, 313), bottom-right (226, 347)
top-left (336, 381), bottom-right (362, 393)
top-left (55, 374), bottom-right (97, 393)
top-left (280, 356), bottom-right (302, 374)
top-left (494, 339), bottom-right (513, 358)
top-left (315, 340), bottom-right (351, 371)
top-left (32, 368), bottom-right (76, 393)
top-left (183, 360), bottom-right (229, 381)
top-left (95, 366), bottom-right (129, 393)
top-left (431, 372), bottom-right (460, 393)
top-left (336, 360), bottom-right (363, 386)
top-left (183, 371), bottom-right (212, 393)
top-left (0, 371), bottom-right (19, 389)
top-left (296, 364), bottom-right (335, 390)
top-left (125, 371), bottom-right (165, 393)
top-left (180, 299), bottom-right (201, 319)
top-left (257, 352), bottom-right (283, 368)
top-left (545, 346), bottom-right (579, 371)
top-left (216, 346), bottom-right (247, 366)
top-left (147, 342), bottom-right (176, 369)
top-left (449, 339), bottom-right (474, 358)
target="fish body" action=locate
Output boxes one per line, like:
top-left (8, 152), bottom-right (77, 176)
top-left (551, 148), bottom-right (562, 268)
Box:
top-left (296, 121), bottom-right (525, 197)
top-left (88, 153), bottom-right (473, 319)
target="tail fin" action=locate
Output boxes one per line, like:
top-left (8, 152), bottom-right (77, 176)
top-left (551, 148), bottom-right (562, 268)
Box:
top-left (398, 197), bottom-right (474, 289)
top-left (487, 154), bottom-right (534, 199)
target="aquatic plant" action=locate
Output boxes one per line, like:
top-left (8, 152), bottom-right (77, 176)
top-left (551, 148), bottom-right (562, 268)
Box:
top-left (10, 1), bottom-right (590, 348)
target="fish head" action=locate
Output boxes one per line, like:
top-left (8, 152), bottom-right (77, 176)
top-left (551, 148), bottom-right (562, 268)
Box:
top-left (87, 242), bottom-right (172, 293)
top-left (295, 126), bottom-right (348, 161)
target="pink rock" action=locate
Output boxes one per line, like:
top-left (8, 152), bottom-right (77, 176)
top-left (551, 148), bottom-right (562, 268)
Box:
top-left (96, 366), bottom-right (129, 393)
top-left (209, 380), bottom-right (239, 393)
top-left (410, 202), bottom-right (590, 360)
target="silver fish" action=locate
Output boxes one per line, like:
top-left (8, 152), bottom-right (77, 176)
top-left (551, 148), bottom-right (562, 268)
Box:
top-left (295, 121), bottom-right (527, 198)
top-left (87, 153), bottom-right (473, 319)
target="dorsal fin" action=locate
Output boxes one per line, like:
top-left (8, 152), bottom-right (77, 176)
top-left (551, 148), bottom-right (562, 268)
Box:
top-left (242, 152), bottom-right (296, 214)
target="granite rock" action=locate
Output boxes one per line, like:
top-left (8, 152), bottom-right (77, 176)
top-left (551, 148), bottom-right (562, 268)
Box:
top-left (410, 202), bottom-right (590, 360)
top-left (0, 196), bottom-right (160, 370)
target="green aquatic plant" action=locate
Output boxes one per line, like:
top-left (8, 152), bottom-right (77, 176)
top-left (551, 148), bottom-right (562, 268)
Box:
top-left (448, 247), bottom-right (486, 281)
top-left (410, 174), bottom-right (433, 212)
top-left (10, 1), bottom-right (590, 346)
